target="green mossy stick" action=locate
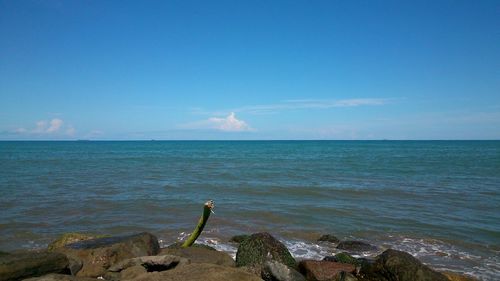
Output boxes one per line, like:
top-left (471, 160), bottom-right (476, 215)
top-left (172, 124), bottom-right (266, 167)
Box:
top-left (181, 200), bottom-right (214, 248)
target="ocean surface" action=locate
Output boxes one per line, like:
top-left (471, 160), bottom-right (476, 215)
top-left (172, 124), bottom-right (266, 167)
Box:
top-left (0, 141), bottom-right (499, 280)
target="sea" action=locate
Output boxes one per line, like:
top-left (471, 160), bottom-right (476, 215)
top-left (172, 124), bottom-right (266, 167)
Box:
top-left (0, 141), bottom-right (499, 280)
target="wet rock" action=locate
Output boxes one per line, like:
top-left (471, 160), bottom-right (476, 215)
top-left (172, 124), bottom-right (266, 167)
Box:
top-left (236, 232), bottom-right (296, 269)
top-left (442, 271), bottom-right (479, 281)
top-left (336, 241), bottom-right (377, 252)
top-left (298, 260), bottom-right (356, 281)
top-left (359, 249), bottom-right (448, 281)
top-left (317, 234), bottom-right (340, 244)
top-left (159, 247), bottom-right (234, 267)
top-left (0, 251), bottom-right (70, 281)
top-left (23, 274), bottom-right (97, 281)
top-left (48, 233), bottom-right (108, 251)
top-left (230, 234), bottom-right (251, 243)
top-left (55, 232), bottom-right (159, 278)
top-left (262, 260), bottom-right (305, 281)
top-left (323, 253), bottom-right (359, 266)
top-left (128, 263), bottom-right (264, 281)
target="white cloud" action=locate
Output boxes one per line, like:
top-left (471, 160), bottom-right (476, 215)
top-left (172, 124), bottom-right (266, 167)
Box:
top-left (182, 112), bottom-right (253, 132)
top-left (14, 118), bottom-right (73, 136)
top-left (46, 118), bottom-right (63, 133)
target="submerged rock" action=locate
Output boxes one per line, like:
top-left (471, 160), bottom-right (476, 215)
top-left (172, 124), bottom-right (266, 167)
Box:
top-left (359, 249), bottom-right (448, 281)
top-left (262, 260), bottom-right (305, 281)
top-left (230, 234), bottom-right (251, 244)
top-left (159, 247), bottom-right (234, 267)
top-left (48, 233), bottom-right (108, 251)
top-left (317, 234), bottom-right (340, 244)
top-left (54, 232), bottom-right (159, 278)
top-left (236, 232), bottom-right (296, 269)
top-left (298, 260), bottom-right (356, 281)
top-left (128, 263), bottom-right (264, 281)
top-left (0, 251), bottom-right (69, 281)
top-left (336, 241), bottom-right (377, 252)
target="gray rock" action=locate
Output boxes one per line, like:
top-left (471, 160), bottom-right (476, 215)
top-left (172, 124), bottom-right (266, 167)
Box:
top-left (55, 232), bottom-right (159, 278)
top-left (0, 251), bottom-right (70, 281)
top-left (263, 260), bottom-right (305, 281)
top-left (336, 241), bottom-right (377, 252)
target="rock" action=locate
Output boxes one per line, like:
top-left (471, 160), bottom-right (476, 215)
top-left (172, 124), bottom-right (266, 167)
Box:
top-left (55, 232), bottom-right (160, 278)
top-left (0, 251), bottom-right (9, 257)
top-left (336, 241), bottom-right (377, 252)
top-left (48, 233), bottom-right (108, 251)
top-left (442, 271), bottom-right (479, 281)
top-left (230, 235), bottom-right (251, 243)
top-left (317, 234), bottom-right (340, 244)
top-left (323, 253), bottom-right (359, 265)
top-left (335, 271), bottom-right (358, 281)
top-left (107, 255), bottom-right (189, 272)
top-left (129, 263), bottom-right (264, 281)
top-left (165, 242), bottom-right (216, 251)
top-left (120, 265), bottom-right (148, 280)
top-left (359, 249), bottom-right (448, 281)
top-left (159, 247), bottom-right (234, 267)
top-left (262, 260), bottom-right (305, 281)
top-left (0, 251), bottom-right (70, 281)
top-left (298, 260), bottom-right (356, 281)
top-left (23, 274), bottom-right (97, 281)
top-left (236, 232), bottom-right (296, 269)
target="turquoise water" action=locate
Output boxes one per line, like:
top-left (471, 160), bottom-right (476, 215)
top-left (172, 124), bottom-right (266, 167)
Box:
top-left (0, 141), bottom-right (499, 279)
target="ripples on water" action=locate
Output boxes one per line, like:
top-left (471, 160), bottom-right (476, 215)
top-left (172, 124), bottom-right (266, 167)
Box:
top-left (0, 141), bottom-right (499, 280)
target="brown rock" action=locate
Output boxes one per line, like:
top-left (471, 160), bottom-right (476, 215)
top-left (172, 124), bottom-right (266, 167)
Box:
top-left (159, 247), bottom-right (235, 267)
top-left (298, 260), bottom-right (355, 281)
top-left (55, 232), bottom-right (159, 278)
top-left (0, 251), bottom-right (70, 281)
top-left (129, 263), bottom-right (263, 281)
top-left (23, 273), bottom-right (97, 281)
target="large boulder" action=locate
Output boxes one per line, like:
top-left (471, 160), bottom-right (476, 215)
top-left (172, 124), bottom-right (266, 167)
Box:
top-left (0, 251), bottom-right (69, 281)
top-left (129, 263), bottom-right (264, 281)
top-left (336, 241), bottom-right (377, 252)
top-left (359, 249), bottom-right (448, 281)
top-left (55, 232), bottom-right (159, 278)
top-left (298, 260), bottom-right (356, 281)
top-left (159, 247), bottom-right (234, 267)
top-left (236, 232), bottom-right (296, 269)
top-left (263, 260), bottom-right (305, 281)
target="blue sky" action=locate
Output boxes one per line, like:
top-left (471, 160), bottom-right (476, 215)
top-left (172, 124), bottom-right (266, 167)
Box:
top-left (1, 0), bottom-right (499, 140)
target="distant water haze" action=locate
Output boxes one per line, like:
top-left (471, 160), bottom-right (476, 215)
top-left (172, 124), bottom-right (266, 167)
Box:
top-left (0, 141), bottom-right (499, 280)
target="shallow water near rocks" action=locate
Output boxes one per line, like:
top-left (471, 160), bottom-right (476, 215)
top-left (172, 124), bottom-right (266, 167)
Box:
top-left (0, 141), bottom-right (499, 280)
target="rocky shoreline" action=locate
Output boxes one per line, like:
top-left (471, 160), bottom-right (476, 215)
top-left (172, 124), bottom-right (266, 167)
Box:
top-left (0, 232), bottom-right (478, 281)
